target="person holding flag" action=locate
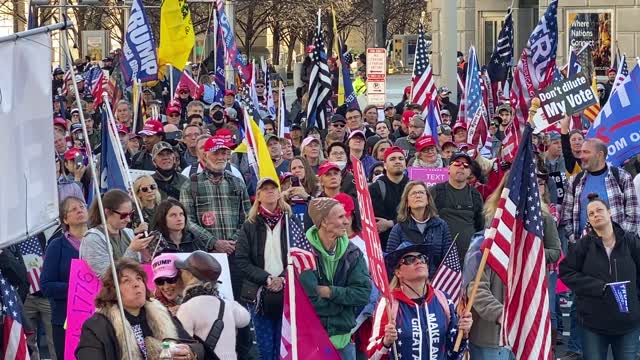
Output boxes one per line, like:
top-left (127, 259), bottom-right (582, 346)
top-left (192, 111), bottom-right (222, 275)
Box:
top-left (367, 242), bottom-right (472, 360)
top-left (560, 193), bottom-right (640, 359)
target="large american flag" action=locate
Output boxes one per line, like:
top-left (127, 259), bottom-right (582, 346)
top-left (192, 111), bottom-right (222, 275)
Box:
top-left (306, 11), bottom-right (332, 130)
top-left (507, 0), bottom-right (558, 159)
top-left (1, 271), bottom-right (30, 360)
top-left (483, 123), bottom-right (552, 360)
top-left (411, 22), bottom-right (435, 111)
top-left (464, 46), bottom-right (488, 153)
top-left (431, 242), bottom-right (462, 304)
top-left (18, 235), bottom-right (43, 294)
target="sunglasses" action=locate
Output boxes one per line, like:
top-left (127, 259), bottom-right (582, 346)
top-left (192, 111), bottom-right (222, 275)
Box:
top-left (373, 170), bottom-right (384, 176)
top-left (452, 160), bottom-right (470, 168)
top-left (179, 90), bottom-right (189, 95)
top-left (399, 254), bottom-right (428, 266)
top-left (111, 209), bottom-right (134, 220)
top-left (139, 184), bottom-right (157, 193)
top-left (332, 123), bottom-right (345, 128)
top-left (256, 85), bottom-right (265, 88)
top-left (155, 277), bottom-right (178, 286)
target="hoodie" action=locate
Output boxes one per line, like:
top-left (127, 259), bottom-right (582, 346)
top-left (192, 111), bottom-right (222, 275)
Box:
top-left (298, 226), bottom-right (371, 349)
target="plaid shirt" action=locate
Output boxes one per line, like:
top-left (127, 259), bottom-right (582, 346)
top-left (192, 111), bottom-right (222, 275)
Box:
top-left (561, 165), bottom-right (639, 243)
top-left (180, 171), bottom-right (251, 249)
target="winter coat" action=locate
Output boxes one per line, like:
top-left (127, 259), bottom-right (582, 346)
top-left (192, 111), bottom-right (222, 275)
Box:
top-left (298, 227), bottom-right (371, 347)
top-left (386, 217), bottom-right (453, 279)
top-left (41, 234), bottom-right (79, 325)
top-left (235, 214), bottom-right (303, 302)
top-left (559, 223), bottom-right (640, 336)
top-left (80, 227), bottom-right (140, 279)
top-left (76, 299), bottom-right (205, 360)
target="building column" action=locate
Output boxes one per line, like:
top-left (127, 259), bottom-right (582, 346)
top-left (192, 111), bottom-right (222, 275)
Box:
top-left (440, 0), bottom-right (458, 100)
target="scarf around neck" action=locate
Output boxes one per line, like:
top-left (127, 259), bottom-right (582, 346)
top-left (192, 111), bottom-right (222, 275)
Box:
top-left (259, 205), bottom-right (284, 230)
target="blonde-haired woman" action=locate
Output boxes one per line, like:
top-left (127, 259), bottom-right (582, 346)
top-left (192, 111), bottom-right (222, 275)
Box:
top-left (131, 175), bottom-right (161, 230)
top-left (235, 177), bottom-right (306, 360)
top-left (386, 181), bottom-right (452, 278)
top-left (464, 171), bottom-right (560, 359)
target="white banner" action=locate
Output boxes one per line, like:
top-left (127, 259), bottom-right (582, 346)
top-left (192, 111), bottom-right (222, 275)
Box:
top-left (0, 32), bottom-right (58, 248)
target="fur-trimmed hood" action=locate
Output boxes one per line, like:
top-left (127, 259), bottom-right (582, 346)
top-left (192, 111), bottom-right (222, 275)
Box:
top-left (97, 299), bottom-right (178, 360)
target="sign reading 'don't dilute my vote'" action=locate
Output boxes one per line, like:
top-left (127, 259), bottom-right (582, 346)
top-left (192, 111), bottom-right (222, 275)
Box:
top-left (538, 73), bottom-right (597, 124)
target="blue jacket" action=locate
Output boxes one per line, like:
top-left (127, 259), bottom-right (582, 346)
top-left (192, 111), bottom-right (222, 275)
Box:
top-left (386, 217), bottom-right (452, 279)
top-left (41, 234), bottom-right (79, 325)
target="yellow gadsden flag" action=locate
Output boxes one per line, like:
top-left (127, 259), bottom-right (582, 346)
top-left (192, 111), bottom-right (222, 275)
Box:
top-left (243, 109), bottom-right (280, 187)
top-left (158, 0), bottom-right (194, 78)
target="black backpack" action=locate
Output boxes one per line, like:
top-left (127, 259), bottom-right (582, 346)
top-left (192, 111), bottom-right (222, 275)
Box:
top-left (196, 299), bottom-right (225, 360)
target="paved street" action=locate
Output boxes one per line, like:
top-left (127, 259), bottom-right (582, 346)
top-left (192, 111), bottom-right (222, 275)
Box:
top-left (285, 73), bottom-right (412, 109)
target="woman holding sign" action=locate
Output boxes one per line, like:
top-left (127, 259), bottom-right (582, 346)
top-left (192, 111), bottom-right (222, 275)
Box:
top-left (560, 193), bottom-right (640, 359)
top-left (41, 196), bottom-right (88, 360)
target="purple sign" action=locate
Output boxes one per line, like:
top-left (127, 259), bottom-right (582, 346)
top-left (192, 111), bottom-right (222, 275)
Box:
top-left (408, 167), bottom-right (449, 187)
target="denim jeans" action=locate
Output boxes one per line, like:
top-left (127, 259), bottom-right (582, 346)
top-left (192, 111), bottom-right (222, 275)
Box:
top-left (338, 342), bottom-right (356, 360)
top-left (568, 293), bottom-right (583, 354)
top-left (582, 327), bottom-right (639, 360)
top-left (469, 344), bottom-right (515, 360)
top-left (549, 271), bottom-right (558, 329)
top-left (248, 304), bottom-right (282, 360)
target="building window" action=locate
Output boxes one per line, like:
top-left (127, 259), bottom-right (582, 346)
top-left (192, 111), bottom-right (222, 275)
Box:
top-left (480, 13), bottom-right (506, 65)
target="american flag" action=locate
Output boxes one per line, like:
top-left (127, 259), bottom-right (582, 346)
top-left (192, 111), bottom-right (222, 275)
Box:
top-left (411, 22), bottom-right (435, 111)
top-left (431, 242), bottom-right (462, 304)
top-left (287, 217), bottom-right (315, 275)
top-left (483, 123), bottom-right (552, 360)
top-left (87, 65), bottom-right (107, 107)
top-left (612, 54), bottom-right (629, 91)
top-left (18, 235), bottom-right (43, 294)
top-left (1, 270), bottom-right (30, 360)
top-left (61, 65), bottom-right (72, 96)
top-left (508, 0), bottom-right (558, 159)
top-left (464, 46), bottom-right (488, 153)
top-left (487, 7), bottom-right (514, 83)
top-left (306, 10), bottom-right (332, 130)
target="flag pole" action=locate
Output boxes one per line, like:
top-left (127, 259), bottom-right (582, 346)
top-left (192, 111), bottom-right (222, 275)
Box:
top-left (101, 93), bottom-right (147, 234)
top-left (453, 97), bottom-right (542, 351)
top-left (62, 27), bottom-right (135, 360)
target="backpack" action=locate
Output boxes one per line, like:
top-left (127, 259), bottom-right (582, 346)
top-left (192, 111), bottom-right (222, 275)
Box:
top-left (197, 299), bottom-right (225, 360)
top-left (375, 179), bottom-right (387, 202)
top-left (390, 289), bottom-right (451, 329)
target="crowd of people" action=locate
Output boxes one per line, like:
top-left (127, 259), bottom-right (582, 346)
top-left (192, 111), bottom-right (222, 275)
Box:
top-left (3, 51), bottom-right (640, 360)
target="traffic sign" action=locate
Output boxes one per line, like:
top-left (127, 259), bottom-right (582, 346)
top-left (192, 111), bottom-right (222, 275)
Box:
top-left (366, 48), bottom-right (387, 106)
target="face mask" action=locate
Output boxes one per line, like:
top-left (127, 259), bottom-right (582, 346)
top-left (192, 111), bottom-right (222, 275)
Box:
top-left (212, 110), bottom-right (224, 122)
top-left (334, 161), bottom-right (347, 170)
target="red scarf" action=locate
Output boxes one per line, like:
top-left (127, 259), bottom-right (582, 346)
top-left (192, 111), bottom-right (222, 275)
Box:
top-left (259, 206), bottom-right (283, 230)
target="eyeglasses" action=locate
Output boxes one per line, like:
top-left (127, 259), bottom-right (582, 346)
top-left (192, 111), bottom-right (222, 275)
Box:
top-left (408, 190), bottom-right (427, 198)
top-left (168, 113), bottom-right (180, 117)
top-left (155, 277), bottom-right (179, 286)
top-left (399, 254), bottom-right (428, 266)
top-left (191, 122), bottom-right (203, 127)
top-left (256, 85), bottom-right (265, 88)
top-left (111, 209), bottom-right (134, 220)
top-left (452, 160), bottom-right (470, 169)
top-left (139, 184), bottom-right (157, 193)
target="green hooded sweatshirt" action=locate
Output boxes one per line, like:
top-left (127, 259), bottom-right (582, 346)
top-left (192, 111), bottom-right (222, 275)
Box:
top-left (305, 226), bottom-right (349, 283)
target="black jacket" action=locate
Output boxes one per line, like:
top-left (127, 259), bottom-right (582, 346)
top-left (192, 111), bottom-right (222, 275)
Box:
top-left (559, 223), bottom-right (640, 336)
top-left (235, 214), bottom-right (302, 302)
top-left (131, 149), bottom-right (155, 171)
top-left (369, 175), bottom-right (410, 249)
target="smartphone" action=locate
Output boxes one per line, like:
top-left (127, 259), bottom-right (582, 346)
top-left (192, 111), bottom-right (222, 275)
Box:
top-left (74, 153), bottom-right (84, 168)
top-left (291, 175), bottom-right (301, 187)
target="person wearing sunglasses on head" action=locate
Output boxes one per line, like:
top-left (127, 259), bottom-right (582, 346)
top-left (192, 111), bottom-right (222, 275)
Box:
top-left (131, 175), bottom-right (161, 231)
top-left (430, 152), bottom-right (485, 263)
top-left (368, 242), bottom-right (472, 360)
top-left (80, 189), bottom-right (156, 278)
